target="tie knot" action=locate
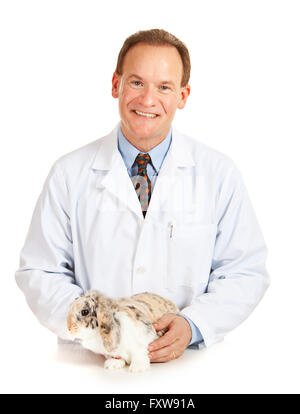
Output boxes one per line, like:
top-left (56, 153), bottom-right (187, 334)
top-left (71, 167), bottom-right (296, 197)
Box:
top-left (134, 153), bottom-right (152, 175)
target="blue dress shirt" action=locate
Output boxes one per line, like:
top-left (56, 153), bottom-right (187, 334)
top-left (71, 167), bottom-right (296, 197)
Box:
top-left (117, 126), bottom-right (203, 348)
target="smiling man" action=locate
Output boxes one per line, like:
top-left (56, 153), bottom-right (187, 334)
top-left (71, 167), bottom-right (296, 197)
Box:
top-left (15, 29), bottom-right (269, 364)
top-left (112, 41), bottom-right (190, 152)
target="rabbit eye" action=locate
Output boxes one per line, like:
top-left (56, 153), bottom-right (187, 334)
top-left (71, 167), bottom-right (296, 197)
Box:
top-left (81, 309), bottom-right (89, 316)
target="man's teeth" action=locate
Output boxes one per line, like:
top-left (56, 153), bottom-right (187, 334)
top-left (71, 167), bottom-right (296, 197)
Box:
top-left (134, 110), bottom-right (157, 118)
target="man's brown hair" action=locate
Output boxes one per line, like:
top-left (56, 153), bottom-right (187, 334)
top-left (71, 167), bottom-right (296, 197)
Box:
top-left (115, 29), bottom-right (191, 87)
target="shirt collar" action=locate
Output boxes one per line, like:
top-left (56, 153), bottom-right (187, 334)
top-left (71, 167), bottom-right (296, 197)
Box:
top-left (117, 126), bottom-right (172, 173)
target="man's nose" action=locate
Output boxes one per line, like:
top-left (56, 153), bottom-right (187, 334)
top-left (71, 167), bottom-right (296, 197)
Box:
top-left (139, 85), bottom-right (156, 107)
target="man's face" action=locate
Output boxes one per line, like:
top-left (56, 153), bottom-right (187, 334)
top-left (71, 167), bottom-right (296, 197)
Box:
top-left (112, 43), bottom-right (190, 150)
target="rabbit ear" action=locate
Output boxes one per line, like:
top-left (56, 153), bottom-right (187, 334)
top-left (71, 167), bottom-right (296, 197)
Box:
top-left (97, 300), bottom-right (120, 352)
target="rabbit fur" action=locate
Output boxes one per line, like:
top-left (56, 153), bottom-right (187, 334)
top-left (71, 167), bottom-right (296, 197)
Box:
top-left (67, 290), bottom-right (179, 372)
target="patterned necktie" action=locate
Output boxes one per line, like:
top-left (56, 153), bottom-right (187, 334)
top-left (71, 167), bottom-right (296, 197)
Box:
top-left (132, 153), bottom-right (152, 217)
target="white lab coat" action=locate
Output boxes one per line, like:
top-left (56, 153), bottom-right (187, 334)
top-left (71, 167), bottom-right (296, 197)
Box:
top-left (15, 124), bottom-right (269, 347)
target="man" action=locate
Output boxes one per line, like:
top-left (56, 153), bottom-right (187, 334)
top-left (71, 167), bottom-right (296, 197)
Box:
top-left (15, 29), bottom-right (269, 363)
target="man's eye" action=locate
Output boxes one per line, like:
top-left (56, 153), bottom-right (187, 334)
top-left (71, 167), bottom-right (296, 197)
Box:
top-left (132, 81), bottom-right (142, 87)
top-left (81, 309), bottom-right (89, 316)
top-left (160, 85), bottom-right (169, 91)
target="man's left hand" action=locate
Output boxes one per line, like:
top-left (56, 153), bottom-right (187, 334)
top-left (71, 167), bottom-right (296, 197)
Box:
top-left (148, 314), bottom-right (192, 363)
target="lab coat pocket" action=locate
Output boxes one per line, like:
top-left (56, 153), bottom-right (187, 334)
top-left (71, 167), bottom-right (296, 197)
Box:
top-left (166, 222), bottom-right (217, 291)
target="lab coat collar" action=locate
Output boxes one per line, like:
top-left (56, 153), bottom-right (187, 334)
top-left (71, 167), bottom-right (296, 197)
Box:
top-left (90, 123), bottom-right (195, 220)
top-left (91, 123), bottom-right (195, 171)
top-left (91, 123), bottom-right (120, 171)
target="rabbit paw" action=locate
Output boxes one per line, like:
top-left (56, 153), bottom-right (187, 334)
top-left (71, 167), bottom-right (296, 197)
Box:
top-left (104, 357), bottom-right (126, 370)
top-left (128, 357), bottom-right (150, 373)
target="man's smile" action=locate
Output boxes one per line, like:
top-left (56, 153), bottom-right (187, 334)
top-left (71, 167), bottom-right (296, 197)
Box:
top-left (132, 109), bottom-right (159, 118)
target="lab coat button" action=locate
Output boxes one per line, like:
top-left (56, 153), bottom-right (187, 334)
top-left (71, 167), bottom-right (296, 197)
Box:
top-left (136, 266), bottom-right (146, 274)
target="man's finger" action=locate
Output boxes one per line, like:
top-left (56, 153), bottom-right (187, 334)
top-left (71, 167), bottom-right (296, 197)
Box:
top-left (150, 354), bottom-right (179, 363)
top-left (148, 344), bottom-right (172, 362)
top-left (153, 313), bottom-right (176, 331)
top-left (148, 329), bottom-right (176, 352)
top-left (149, 341), bottom-right (183, 363)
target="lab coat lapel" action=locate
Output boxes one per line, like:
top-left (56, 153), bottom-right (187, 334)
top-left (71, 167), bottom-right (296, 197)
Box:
top-left (91, 125), bottom-right (195, 219)
top-left (91, 125), bottom-right (144, 219)
top-left (146, 128), bottom-right (195, 216)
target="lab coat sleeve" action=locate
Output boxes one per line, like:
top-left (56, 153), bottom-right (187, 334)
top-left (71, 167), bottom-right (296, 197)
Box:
top-left (15, 162), bottom-right (83, 340)
top-left (180, 314), bottom-right (204, 347)
top-left (180, 165), bottom-right (270, 347)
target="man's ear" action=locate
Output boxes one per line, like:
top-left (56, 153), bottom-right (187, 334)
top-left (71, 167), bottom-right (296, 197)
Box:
top-left (177, 84), bottom-right (191, 110)
top-left (112, 72), bottom-right (120, 98)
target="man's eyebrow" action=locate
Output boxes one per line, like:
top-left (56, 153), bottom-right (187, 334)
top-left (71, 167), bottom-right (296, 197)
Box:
top-left (160, 80), bottom-right (175, 86)
top-left (128, 74), bottom-right (175, 86)
top-left (128, 74), bottom-right (143, 80)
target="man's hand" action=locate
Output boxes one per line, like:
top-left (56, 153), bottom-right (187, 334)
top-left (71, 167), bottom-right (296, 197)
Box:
top-left (148, 314), bottom-right (192, 363)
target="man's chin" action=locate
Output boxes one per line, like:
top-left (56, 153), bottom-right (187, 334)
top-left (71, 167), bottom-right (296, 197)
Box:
top-left (123, 124), bottom-right (169, 146)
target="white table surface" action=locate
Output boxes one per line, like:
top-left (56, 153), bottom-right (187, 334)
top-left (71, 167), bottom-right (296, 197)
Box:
top-left (2, 289), bottom-right (299, 395)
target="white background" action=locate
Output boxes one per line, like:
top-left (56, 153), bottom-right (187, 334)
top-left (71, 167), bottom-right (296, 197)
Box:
top-left (0, 0), bottom-right (299, 394)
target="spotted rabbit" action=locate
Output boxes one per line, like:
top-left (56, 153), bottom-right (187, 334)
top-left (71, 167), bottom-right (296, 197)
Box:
top-left (67, 290), bottom-right (179, 372)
